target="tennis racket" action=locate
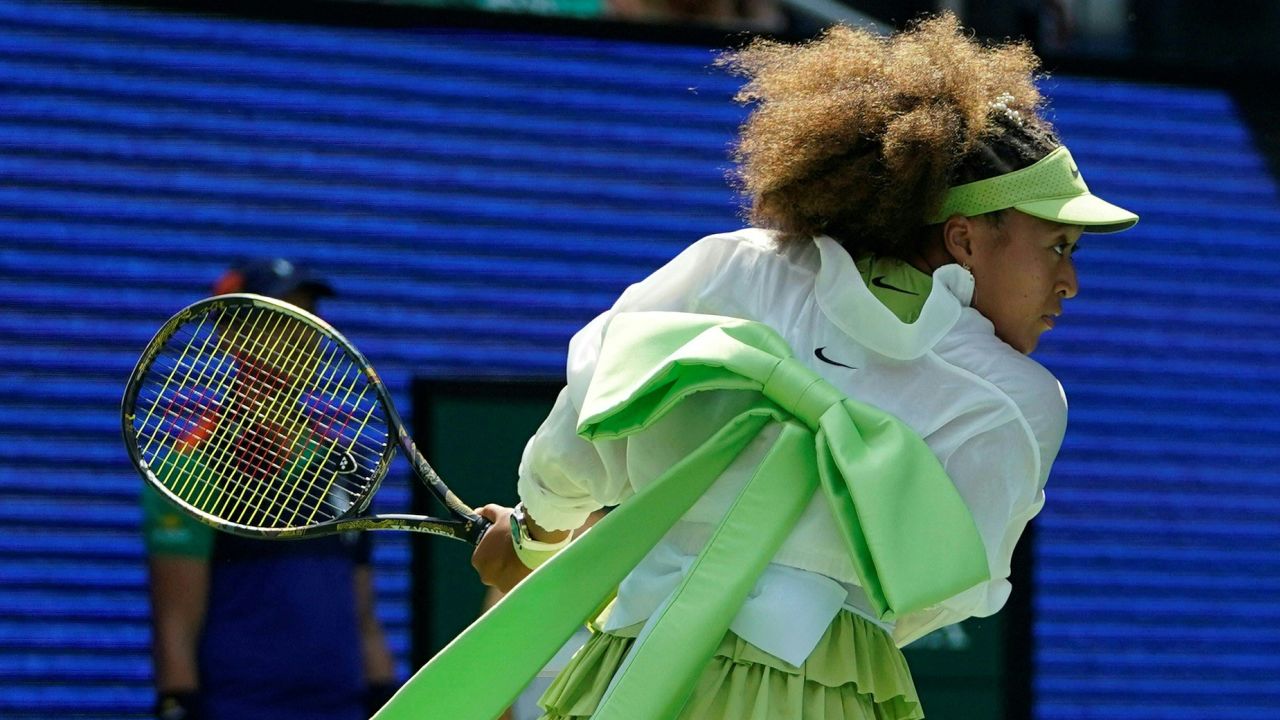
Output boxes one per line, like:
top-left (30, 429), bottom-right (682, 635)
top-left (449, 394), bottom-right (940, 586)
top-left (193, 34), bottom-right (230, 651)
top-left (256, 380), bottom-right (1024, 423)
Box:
top-left (122, 293), bottom-right (490, 544)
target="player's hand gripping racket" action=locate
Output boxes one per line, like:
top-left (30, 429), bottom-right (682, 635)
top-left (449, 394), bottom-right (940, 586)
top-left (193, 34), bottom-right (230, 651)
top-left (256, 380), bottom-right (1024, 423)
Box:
top-left (122, 293), bottom-right (490, 544)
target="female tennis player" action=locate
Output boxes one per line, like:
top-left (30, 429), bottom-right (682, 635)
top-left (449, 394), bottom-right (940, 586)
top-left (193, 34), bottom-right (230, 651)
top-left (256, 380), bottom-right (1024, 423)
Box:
top-left (467, 14), bottom-right (1138, 720)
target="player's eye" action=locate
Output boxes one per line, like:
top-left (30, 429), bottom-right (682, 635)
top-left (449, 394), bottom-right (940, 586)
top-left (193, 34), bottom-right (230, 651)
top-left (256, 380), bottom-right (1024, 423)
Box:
top-left (1053, 240), bottom-right (1079, 257)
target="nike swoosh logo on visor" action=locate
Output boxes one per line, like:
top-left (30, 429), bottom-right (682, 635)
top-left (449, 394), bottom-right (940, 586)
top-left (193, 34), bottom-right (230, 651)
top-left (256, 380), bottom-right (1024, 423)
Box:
top-left (871, 276), bottom-right (919, 295)
top-left (814, 347), bottom-right (856, 369)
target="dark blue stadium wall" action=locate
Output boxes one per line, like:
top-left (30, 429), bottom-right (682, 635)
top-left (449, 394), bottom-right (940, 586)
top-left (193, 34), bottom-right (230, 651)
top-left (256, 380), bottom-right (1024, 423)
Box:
top-left (0, 1), bottom-right (1276, 718)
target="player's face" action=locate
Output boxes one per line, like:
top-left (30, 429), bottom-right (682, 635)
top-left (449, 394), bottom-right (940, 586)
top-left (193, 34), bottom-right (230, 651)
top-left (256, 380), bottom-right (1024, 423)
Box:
top-left (966, 210), bottom-right (1081, 354)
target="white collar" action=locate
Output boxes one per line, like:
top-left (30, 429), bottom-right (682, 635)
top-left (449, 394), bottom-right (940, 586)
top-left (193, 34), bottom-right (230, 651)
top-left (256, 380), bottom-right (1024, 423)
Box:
top-left (813, 235), bottom-right (974, 361)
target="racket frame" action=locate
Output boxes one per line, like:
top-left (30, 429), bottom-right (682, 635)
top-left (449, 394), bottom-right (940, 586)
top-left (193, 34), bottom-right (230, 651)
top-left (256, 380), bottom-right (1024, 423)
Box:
top-left (122, 293), bottom-right (489, 545)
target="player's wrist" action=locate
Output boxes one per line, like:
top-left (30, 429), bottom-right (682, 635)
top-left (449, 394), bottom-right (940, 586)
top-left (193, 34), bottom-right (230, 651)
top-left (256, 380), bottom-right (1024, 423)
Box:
top-left (510, 502), bottom-right (570, 569)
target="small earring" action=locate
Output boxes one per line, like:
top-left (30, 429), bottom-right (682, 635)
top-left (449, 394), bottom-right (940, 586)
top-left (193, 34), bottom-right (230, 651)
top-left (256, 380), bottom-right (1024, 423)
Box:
top-left (962, 262), bottom-right (971, 272)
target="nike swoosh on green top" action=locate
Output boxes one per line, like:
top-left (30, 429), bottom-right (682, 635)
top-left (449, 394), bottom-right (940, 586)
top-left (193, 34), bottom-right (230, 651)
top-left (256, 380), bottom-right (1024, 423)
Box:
top-left (871, 276), bottom-right (919, 295)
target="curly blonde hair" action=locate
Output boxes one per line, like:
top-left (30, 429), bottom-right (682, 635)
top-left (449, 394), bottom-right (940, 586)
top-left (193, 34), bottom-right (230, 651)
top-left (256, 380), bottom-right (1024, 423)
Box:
top-left (717, 13), bottom-right (1058, 258)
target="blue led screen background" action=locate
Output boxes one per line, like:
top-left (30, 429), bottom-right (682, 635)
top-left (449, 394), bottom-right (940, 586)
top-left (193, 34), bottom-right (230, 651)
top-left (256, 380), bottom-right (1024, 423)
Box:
top-left (0, 0), bottom-right (1277, 717)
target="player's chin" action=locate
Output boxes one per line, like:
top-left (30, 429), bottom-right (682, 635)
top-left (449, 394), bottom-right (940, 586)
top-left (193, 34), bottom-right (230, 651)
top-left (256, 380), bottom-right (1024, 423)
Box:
top-left (1021, 326), bottom-right (1052, 354)
top-left (1009, 328), bottom-right (1044, 355)
top-left (993, 320), bottom-right (1049, 354)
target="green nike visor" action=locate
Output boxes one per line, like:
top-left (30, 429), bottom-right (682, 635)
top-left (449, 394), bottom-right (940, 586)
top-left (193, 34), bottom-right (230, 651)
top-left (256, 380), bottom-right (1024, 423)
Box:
top-left (929, 146), bottom-right (1138, 233)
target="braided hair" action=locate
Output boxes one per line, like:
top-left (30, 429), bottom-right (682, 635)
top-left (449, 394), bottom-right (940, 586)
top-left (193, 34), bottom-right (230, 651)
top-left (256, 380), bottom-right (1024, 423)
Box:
top-left (952, 112), bottom-right (1062, 230)
top-left (718, 13), bottom-right (1061, 260)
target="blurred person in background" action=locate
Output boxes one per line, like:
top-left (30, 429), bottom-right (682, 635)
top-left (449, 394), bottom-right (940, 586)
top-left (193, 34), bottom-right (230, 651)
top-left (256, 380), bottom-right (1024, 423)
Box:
top-left (141, 258), bottom-right (397, 720)
top-left (607, 0), bottom-right (786, 32)
top-left (1017, 0), bottom-right (1075, 53)
top-left (458, 0), bottom-right (785, 30)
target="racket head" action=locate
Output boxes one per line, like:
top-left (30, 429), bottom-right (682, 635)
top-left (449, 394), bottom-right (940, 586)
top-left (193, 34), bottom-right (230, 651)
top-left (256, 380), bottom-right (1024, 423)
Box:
top-left (122, 293), bottom-right (397, 538)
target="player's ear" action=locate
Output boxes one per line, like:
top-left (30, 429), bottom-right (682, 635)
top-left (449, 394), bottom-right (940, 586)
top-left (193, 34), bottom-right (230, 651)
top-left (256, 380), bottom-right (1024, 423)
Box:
top-left (941, 214), bottom-right (977, 267)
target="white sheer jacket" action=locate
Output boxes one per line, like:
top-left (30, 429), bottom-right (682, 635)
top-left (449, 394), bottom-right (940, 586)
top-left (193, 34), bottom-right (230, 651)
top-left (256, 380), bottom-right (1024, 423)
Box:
top-left (517, 229), bottom-right (1067, 654)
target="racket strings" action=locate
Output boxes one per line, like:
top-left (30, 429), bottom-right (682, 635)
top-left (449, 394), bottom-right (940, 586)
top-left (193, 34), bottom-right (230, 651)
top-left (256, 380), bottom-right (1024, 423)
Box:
top-left (156, 309), bottom-right (377, 527)
top-left (239, 312), bottom-right (377, 527)
top-left (136, 336), bottom-right (386, 480)
top-left (200, 308), bottom-right (383, 527)
top-left (224, 308), bottom-right (345, 520)
top-left (137, 307), bottom-right (226, 459)
top-left (137, 355), bottom-right (385, 525)
top-left (138, 307), bottom-right (336, 524)
top-left (156, 309), bottom-right (322, 524)
top-left (242, 316), bottom-right (389, 523)
top-left (197, 309), bottom-right (329, 526)
top-left (134, 304), bottom-right (391, 530)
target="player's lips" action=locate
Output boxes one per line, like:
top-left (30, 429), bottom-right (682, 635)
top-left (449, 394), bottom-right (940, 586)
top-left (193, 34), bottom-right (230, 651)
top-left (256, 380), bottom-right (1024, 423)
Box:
top-left (1042, 312), bottom-right (1060, 329)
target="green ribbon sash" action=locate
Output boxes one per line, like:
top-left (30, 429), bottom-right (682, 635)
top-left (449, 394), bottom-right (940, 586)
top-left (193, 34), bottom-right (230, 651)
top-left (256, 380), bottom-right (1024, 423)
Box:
top-left (375, 312), bottom-right (988, 719)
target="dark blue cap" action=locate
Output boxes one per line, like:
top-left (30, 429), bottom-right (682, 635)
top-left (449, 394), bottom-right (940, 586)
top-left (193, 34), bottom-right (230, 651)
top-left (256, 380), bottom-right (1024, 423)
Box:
top-left (212, 258), bottom-right (335, 299)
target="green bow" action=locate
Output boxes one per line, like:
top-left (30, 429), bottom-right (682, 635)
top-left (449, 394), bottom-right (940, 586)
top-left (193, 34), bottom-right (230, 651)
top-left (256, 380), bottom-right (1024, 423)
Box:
top-left (374, 312), bottom-right (987, 720)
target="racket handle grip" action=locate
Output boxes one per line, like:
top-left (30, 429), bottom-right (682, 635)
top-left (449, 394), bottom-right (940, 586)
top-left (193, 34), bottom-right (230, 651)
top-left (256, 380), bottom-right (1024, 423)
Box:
top-left (467, 516), bottom-right (493, 546)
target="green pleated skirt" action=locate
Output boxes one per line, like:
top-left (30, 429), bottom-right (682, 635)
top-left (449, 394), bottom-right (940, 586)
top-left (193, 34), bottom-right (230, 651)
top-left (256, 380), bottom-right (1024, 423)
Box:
top-left (537, 610), bottom-right (924, 720)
